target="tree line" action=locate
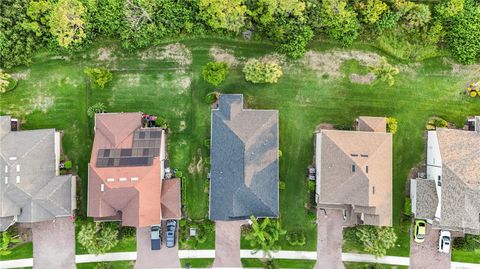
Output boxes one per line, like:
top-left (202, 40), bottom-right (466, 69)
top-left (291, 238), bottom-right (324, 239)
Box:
top-left (1, 0), bottom-right (479, 69)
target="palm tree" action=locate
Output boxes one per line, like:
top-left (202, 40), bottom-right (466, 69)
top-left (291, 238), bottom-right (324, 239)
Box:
top-left (77, 222), bottom-right (119, 255)
top-left (0, 232), bottom-right (21, 256)
top-left (244, 216), bottom-right (286, 257)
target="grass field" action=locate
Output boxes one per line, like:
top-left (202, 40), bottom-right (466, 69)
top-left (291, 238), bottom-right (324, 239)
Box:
top-left (1, 37), bottom-right (479, 261)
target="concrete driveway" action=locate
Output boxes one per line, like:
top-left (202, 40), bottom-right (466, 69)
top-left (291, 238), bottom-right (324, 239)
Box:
top-left (213, 220), bottom-right (245, 268)
top-left (410, 223), bottom-right (451, 269)
top-left (32, 217), bottom-right (75, 269)
top-left (314, 209), bottom-right (345, 269)
top-left (135, 223), bottom-right (180, 269)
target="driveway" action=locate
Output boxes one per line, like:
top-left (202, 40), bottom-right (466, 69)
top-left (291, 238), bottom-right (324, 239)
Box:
top-left (213, 220), bottom-right (245, 268)
top-left (135, 223), bottom-right (180, 269)
top-left (314, 208), bottom-right (345, 269)
top-left (32, 217), bottom-right (75, 269)
top-left (410, 223), bottom-right (451, 269)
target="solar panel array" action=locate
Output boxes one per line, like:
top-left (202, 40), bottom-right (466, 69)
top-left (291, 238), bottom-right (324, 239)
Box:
top-left (96, 128), bottom-right (162, 168)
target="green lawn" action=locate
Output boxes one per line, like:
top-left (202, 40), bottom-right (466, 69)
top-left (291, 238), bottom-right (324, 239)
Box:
top-left (1, 37), bottom-right (480, 261)
top-left (180, 258), bottom-right (214, 267)
top-left (241, 258), bottom-right (316, 268)
top-left (77, 261), bottom-right (134, 269)
top-left (344, 262), bottom-right (408, 269)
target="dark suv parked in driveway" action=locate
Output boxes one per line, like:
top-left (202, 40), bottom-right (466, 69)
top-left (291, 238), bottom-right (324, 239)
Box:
top-left (166, 220), bottom-right (176, 248)
top-left (151, 225), bottom-right (161, 250)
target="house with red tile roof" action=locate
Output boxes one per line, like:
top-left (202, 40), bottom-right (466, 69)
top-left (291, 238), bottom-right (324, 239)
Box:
top-left (88, 112), bottom-right (180, 227)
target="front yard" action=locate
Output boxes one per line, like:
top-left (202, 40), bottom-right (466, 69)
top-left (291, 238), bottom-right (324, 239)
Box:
top-left (1, 37), bottom-right (479, 262)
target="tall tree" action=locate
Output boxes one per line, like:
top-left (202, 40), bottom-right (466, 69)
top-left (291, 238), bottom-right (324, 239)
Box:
top-left (77, 222), bottom-right (119, 254)
top-left (49, 0), bottom-right (87, 48)
top-left (320, 0), bottom-right (360, 45)
top-left (199, 0), bottom-right (247, 32)
top-left (244, 216), bottom-right (286, 257)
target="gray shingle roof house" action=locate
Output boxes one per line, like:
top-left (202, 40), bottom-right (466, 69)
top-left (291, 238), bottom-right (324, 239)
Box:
top-left (0, 116), bottom-right (75, 231)
top-left (209, 94), bottom-right (279, 221)
top-left (411, 126), bottom-right (480, 235)
top-left (315, 117), bottom-right (393, 226)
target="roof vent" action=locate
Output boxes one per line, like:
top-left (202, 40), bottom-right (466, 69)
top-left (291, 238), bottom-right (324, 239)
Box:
top-left (350, 153), bottom-right (358, 157)
top-left (4, 177), bottom-right (8, 184)
top-left (131, 177), bottom-right (138, 181)
top-left (101, 184), bottom-right (105, 192)
top-left (366, 166), bottom-right (369, 173)
top-left (9, 157), bottom-right (16, 161)
top-left (16, 176), bottom-right (20, 183)
top-left (16, 165), bottom-right (20, 172)
top-left (361, 154), bottom-right (369, 158)
top-left (119, 177), bottom-right (127, 181)
top-left (352, 165), bottom-right (356, 172)
top-left (107, 178), bottom-right (115, 182)
top-left (4, 166), bottom-right (7, 173)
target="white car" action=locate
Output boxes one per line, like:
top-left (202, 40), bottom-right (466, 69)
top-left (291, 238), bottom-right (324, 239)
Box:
top-left (438, 230), bottom-right (451, 253)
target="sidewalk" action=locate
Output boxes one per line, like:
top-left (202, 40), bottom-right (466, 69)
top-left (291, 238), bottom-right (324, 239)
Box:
top-left (1, 250), bottom-right (480, 269)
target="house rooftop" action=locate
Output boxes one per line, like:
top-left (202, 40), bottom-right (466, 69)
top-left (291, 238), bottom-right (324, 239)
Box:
top-left (436, 128), bottom-right (480, 234)
top-left (0, 116), bottom-right (74, 231)
top-left (88, 113), bottom-right (180, 227)
top-left (209, 94), bottom-right (279, 221)
top-left (316, 117), bottom-right (392, 226)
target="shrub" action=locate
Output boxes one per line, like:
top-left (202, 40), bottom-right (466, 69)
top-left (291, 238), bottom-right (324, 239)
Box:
top-left (369, 57), bottom-right (399, 86)
top-left (386, 117), bottom-right (398, 134)
top-left (202, 62), bottom-right (228, 86)
top-left (0, 232), bottom-right (21, 256)
top-left (286, 231), bottom-right (306, 246)
top-left (204, 138), bottom-right (211, 148)
top-left (453, 234), bottom-right (480, 251)
top-left (308, 180), bottom-right (315, 191)
top-left (243, 59), bottom-right (282, 84)
top-left (278, 150), bottom-right (282, 158)
top-left (404, 197), bottom-right (411, 216)
top-left (204, 92), bottom-right (219, 105)
top-left (87, 102), bottom-right (106, 118)
top-left (279, 181), bottom-right (286, 190)
top-left (426, 117), bottom-right (448, 130)
top-left (77, 222), bottom-right (119, 255)
top-left (155, 117), bottom-right (168, 128)
top-left (84, 67), bottom-right (113, 89)
top-left (176, 171), bottom-right (183, 178)
top-left (355, 226), bottom-right (397, 258)
top-left (64, 160), bottom-right (72, 169)
top-left (94, 262), bottom-right (112, 269)
top-left (0, 70), bottom-right (14, 94)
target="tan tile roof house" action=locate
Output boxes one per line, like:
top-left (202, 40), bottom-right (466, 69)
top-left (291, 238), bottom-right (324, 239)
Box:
top-left (0, 116), bottom-right (76, 231)
top-left (411, 126), bottom-right (480, 235)
top-left (209, 94), bottom-right (279, 221)
top-left (315, 117), bottom-right (393, 226)
top-left (88, 113), bottom-right (180, 227)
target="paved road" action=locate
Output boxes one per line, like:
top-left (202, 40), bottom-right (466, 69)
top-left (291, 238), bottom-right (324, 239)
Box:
top-left (314, 209), bottom-right (345, 269)
top-left (2, 251), bottom-right (480, 269)
top-left (31, 217), bottom-right (75, 269)
top-left (410, 223), bottom-right (451, 269)
top-left (213, 221), bottom-right (244, 268)
top-left (134, 226), bottom-right (181, 269)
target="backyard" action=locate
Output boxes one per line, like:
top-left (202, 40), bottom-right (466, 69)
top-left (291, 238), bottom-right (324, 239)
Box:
top-left (1, 37), bottom-right (479, 263)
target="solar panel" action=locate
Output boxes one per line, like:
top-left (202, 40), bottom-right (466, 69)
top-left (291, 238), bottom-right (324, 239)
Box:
top-left (96, 128), bottom-right (162, 167)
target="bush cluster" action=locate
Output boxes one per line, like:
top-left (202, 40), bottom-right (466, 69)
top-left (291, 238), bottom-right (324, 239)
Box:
top-left (286, 231), bottom-right (306, 246)
top-left (243, 59), bottom-right (283, 84)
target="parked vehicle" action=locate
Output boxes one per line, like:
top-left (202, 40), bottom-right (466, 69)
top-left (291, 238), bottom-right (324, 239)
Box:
top-left (414, 219), bottom-right (426, 243)
top-left (151, 225), bottom-right (162, 250)
top-left (166, 220), bottom-right (177, 248)
top-left (438, 230), bottom-right (451, 253)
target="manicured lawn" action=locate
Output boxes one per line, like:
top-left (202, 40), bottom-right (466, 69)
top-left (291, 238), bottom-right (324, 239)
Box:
top-left (180, 258), bottom-right (214, 267)
top-left (344, 262), bottom-right (408, 269)
top-left (452, 249), bottom-right (480, 263)
top-left (1, 37), bottom-right (479, 261)
top-left (241, 258), bottom-right (316, 268)
top-left (77, 261), bottom-right (134, 269)
top-left (1, 242), bottom-right (33, 260)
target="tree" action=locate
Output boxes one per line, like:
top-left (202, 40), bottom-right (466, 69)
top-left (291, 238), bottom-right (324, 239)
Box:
top-left (386, 117), bottom-right (398, 134)
top-left (244, 216), bottom-right (286, 257)
top-left (87, 102), bottom-right (106, 118)
top-left (436, 0), bottom-right (464, 18)
top-left (49, 0), bottom-right (87, 48)
top-left (84, 67), bottom-right (113, 89)
top-left (243, 59), bottom-right (283, 84)
top-left (355, 0), bottom-right (389, 25)
top-left (369, 57), bottom-right (399, 86)
top-left (262, 259), bottom-right (279, 269)
top-left (320, 0), bottom-right (360, 45)
top-left (355, 226), bottom-right (397, 258)
top-left (0, 232), bottom-right (21, 256)
top-left (275, 22), bottom-right (313, 59)
top-left (445, 2), bottom-right (480, 64)
top-left (202, 61), bottom-right (228, 86)
top-left (24, 0), bottom-right (52, 38)
top-left (199, 0), bottom-right (247, 32)
top-left (77, 222), bottom-right (119, 255)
